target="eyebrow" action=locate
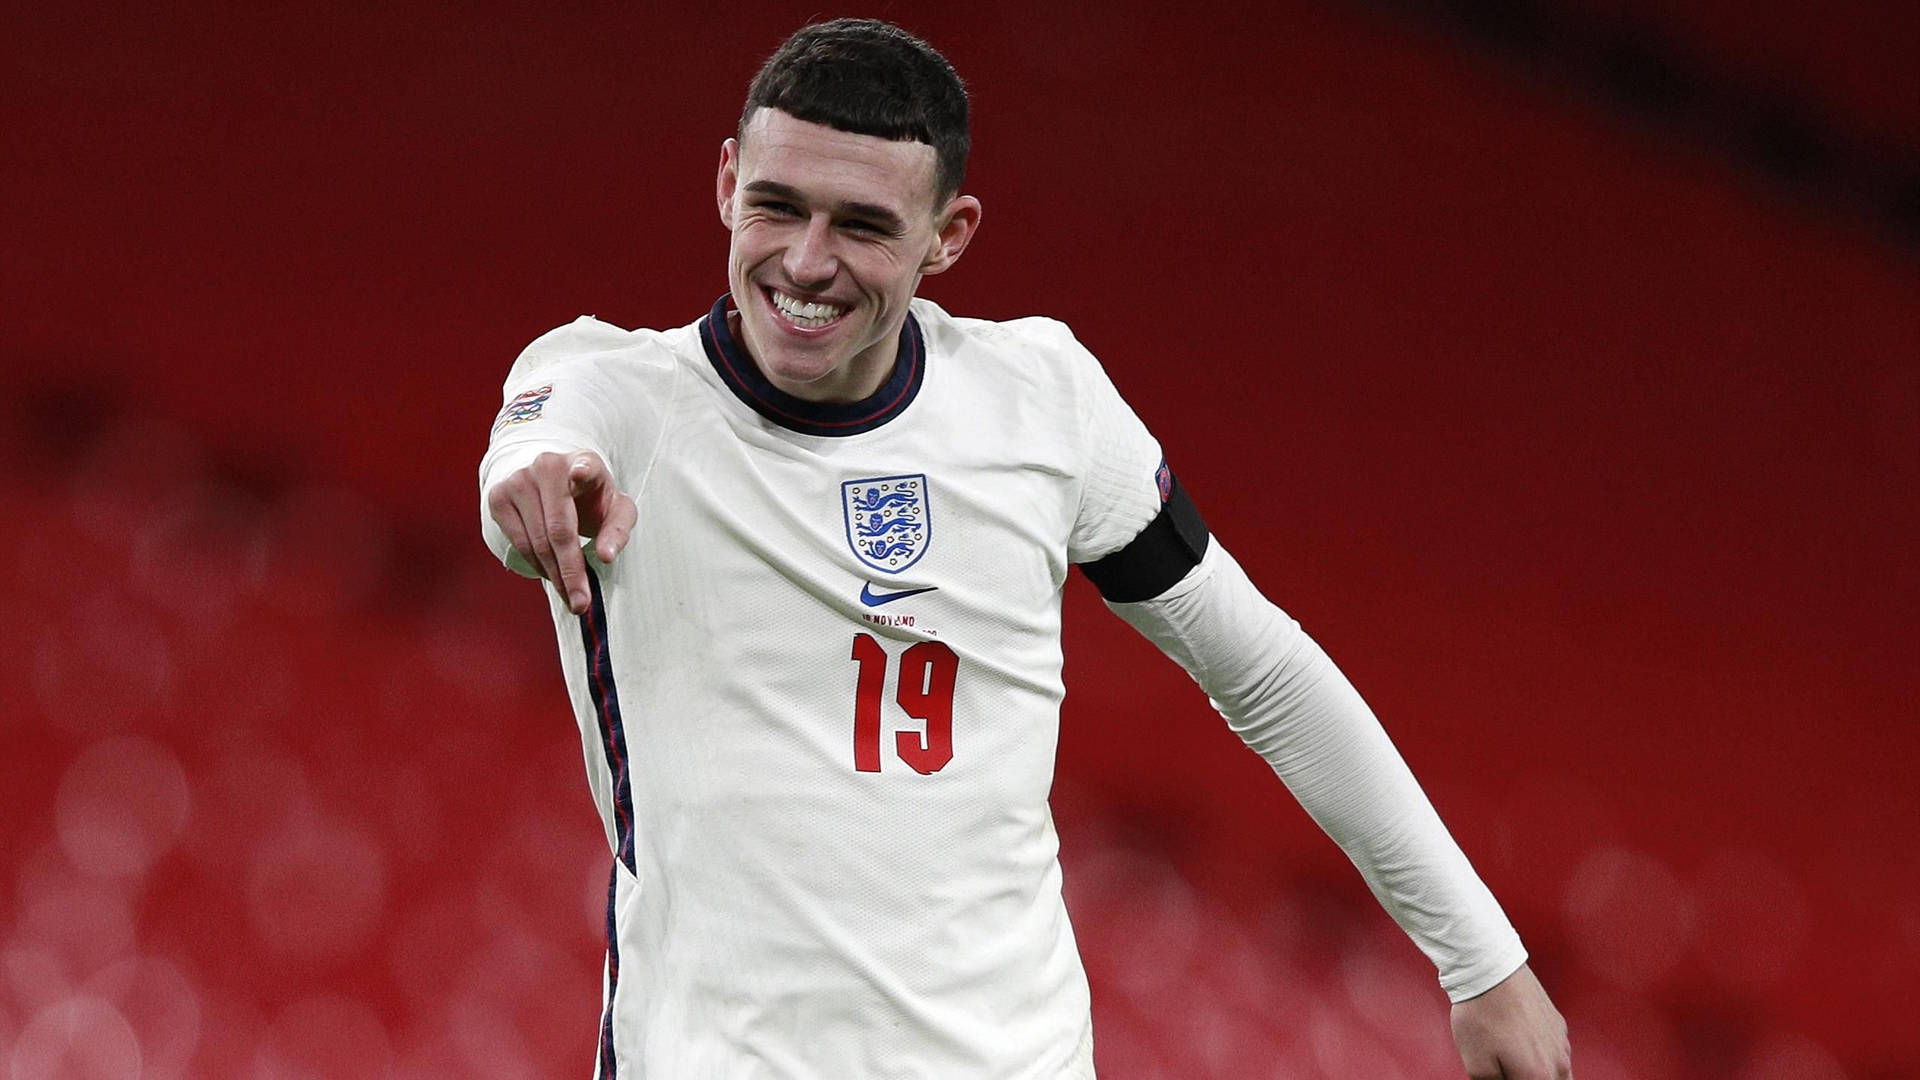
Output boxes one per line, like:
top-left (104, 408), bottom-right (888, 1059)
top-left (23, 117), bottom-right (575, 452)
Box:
top-left (743, 180), bottom-right (909, 234)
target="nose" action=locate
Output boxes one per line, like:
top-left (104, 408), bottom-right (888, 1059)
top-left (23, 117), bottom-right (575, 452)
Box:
top-left (782, 214), bottom-right (838, 289)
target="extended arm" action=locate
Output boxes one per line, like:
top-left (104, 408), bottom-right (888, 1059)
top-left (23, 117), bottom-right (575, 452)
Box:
top-left (477, 317), bottom-right (670, 612)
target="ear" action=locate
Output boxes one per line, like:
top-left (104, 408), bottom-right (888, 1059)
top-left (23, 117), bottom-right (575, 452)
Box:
top-left (920, 195), bottom-right (982, 276)
top-left (716, 138), bottom-right (741, 228)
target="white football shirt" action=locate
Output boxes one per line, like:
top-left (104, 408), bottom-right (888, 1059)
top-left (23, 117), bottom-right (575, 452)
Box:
top-left (482, 295), bottom-right (1172, 1079)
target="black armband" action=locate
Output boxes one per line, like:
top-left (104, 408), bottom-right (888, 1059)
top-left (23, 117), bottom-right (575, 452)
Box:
top-left (1078, 473), bottom-right (1210, 603)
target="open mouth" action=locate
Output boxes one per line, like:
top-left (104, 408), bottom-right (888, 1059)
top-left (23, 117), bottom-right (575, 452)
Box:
top-left (765, 286), bottom-right (848, 331)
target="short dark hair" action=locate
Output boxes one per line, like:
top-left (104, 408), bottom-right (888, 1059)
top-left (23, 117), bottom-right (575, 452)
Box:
top-left (740, 18), bottom-right (970, 203)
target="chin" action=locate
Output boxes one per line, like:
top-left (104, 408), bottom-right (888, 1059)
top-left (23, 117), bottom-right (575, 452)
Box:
top-left (763, 352), bottom-right (843, 387)
top-left (744, 320), bottom-right (839, 375)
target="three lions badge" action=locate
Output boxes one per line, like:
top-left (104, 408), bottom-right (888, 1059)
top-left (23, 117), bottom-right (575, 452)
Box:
top-left (842, 474), bottom-right (931, 574)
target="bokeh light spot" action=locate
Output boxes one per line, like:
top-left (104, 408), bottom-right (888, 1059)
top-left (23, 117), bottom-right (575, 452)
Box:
top-left (448, 932), bottom-right (594, 1080)
top-left (85, 955), bottom-right (202, 1080)
top-left (31, 590), bottom-right (174, 736)
top-left (1738, 1032), bottom-right (1847, 1080)
top-left (246, 813), bottom-right (387, 962)
top-left (55, 735), bottom-right (192, 878)
top-left (1563, 846), bottom-right (1695, 991)
top-left (9, 997), bottom-right (142, 1080)
top-left (3, 945), bottom-right (75, 1016)
top-left (256, 994), bottom-right (392, 1080)
top-left (13, 850), bottom-right (139, 981)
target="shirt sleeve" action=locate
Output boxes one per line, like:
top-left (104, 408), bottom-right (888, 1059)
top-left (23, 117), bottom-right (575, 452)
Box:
top-left (476, 316), bottom-right (668, 577)
top-left (1107, 540), bottom-right (1529, 1002)
top-left (1057, 326), bottom-right (1168, 568)
top-left (1047, 322), bottom-right (1212, 604)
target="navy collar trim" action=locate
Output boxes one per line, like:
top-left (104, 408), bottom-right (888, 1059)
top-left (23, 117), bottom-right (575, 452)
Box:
top-left (697, 294), bottom-right (924, 437)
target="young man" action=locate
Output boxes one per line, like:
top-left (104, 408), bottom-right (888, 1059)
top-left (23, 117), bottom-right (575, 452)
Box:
top-left (480, 18), bottom-right (1571, 1080)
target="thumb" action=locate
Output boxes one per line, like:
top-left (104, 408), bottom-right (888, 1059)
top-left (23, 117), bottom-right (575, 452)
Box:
top-left (568, 452), bottom-right (620, 511)
top-left (568, 451), bottom-right (625, 537)
top-left (567, 451), bottom-right (606, 489)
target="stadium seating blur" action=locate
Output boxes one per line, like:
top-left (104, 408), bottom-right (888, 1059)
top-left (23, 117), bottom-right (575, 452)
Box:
top-left (3, 1), bottom-right (1914, 1076)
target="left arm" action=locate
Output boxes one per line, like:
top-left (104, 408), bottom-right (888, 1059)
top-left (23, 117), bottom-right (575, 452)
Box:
top-left (1037, 317), bottom-right (1566, 1072)
top-left (1101, 538), bottom-right (1569, 1076)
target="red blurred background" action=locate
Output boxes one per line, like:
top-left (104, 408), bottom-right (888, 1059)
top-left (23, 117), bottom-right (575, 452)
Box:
top-left (3, 2), bottom-right (1915, 1077)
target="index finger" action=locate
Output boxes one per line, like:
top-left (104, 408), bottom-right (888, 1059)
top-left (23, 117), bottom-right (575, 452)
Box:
top-left (539, 480), bottom-right (591, 614)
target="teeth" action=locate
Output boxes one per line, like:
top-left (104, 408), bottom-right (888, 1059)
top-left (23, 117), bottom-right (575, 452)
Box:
top-left (771, 290), bottom-right (845, 327)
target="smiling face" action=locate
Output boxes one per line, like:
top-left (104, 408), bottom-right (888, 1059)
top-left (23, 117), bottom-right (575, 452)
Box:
top-left (717, 108), bottom-right (981, 402)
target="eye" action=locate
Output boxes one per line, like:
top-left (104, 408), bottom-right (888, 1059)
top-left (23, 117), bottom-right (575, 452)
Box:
top-left (844, 217), bottom-right (906, 238)
top-left (756, 200), bottom-right (801, 217)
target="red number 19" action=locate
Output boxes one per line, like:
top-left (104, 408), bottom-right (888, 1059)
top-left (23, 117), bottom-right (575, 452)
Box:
top-left (850, 634), bottom-right (958, 774)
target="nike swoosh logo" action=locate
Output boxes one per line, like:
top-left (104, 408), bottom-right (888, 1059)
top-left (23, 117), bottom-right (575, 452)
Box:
top-left (860, 583), bottom-right (939, 607)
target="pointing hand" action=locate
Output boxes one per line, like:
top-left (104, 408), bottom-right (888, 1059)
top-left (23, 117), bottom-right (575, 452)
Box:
top-left (486, 450), bottom-right (638, 614)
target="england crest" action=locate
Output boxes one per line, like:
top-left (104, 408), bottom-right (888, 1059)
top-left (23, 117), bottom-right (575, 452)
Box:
top-left (842, 474), bottom-right (932, 574)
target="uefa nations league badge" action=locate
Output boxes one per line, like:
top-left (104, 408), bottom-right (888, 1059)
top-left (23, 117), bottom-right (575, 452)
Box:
top-left (842, 474), bottom-right (931, 574)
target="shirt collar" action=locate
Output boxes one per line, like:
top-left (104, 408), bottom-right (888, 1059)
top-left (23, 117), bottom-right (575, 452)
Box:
top-left (697, 294), bottom-right (925, 437)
